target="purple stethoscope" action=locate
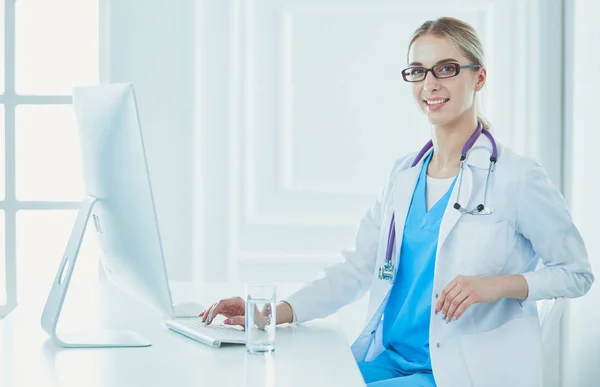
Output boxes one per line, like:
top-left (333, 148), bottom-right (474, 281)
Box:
top-left (378, 122), bottom-right (499, 282)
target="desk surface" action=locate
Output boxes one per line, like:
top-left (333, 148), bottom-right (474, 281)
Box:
top-left (1, 281), bottom-right (366, 387)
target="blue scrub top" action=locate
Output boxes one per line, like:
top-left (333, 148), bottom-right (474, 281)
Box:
top-left (380, 151), bottom-right (456, 375)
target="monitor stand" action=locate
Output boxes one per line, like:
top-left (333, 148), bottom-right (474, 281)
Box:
top-left (40, 196), bottom-right (151, 348)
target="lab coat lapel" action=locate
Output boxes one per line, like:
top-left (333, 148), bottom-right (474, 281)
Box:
top-left (391, 163), bottom-right (422, 271)
top-left (364, 160), bottom-right (422, 322)
top-left (438, 164), bottom-right (473, 248)
top-left (437, 132), bottom-right (491, 247)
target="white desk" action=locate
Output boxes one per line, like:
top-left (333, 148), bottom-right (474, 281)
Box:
top-left (0, 281), bottom-right (366, 387)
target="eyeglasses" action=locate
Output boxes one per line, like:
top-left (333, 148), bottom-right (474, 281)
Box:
top-left (401, 63), bottom-right (481, 82)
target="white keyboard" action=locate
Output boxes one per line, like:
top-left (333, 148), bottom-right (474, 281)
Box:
top-left (165, 318), bottom-right (246, 348)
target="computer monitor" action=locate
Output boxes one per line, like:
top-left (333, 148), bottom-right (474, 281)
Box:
top-left (41, 83), bottom-right (185, 348)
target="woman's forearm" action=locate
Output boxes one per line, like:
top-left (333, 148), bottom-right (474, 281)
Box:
top-left (276, 301), bottom-right (294, 325)
top-left (495, 274), bottom-right (529, 300)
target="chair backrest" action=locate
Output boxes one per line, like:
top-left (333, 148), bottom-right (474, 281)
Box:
top-left (537, 297), bottom-right (566, 344)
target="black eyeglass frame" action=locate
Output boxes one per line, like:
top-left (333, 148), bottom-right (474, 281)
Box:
top-left (401, 63), bottom-right (481, 82)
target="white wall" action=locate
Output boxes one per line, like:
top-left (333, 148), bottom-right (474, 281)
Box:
top-left (561, 0), bottom-right (600, 386)
top-left (102, 0), bottom-right (195, 280)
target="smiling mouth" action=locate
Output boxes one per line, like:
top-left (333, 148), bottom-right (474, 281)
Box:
top-left (424, 99), bottom-right (450, 105)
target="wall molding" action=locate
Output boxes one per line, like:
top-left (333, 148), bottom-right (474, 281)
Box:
top-left (194, 1), bottom-right (564, 293)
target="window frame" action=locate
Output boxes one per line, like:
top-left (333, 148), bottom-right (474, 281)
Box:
top-left (1, 0), bottom-right (86, 317)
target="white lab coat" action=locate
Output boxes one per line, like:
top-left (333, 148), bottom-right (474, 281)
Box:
top-left (284, 134), bottom-right (594, 387)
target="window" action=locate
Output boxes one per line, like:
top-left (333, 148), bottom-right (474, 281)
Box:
top-left (1, 0), bottom-right (99, 316)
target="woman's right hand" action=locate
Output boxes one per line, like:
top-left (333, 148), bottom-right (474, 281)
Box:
top-left (199, 297), bottom-right (295, 327)
top-left (199, 296), bottom-right (246, 327)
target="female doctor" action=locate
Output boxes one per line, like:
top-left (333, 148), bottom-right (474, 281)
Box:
top-left (200, 17), bottom-right (594, 387)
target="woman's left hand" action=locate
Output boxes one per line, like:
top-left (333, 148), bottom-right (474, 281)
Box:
top-left (435, 275), bottom-right (502, 322)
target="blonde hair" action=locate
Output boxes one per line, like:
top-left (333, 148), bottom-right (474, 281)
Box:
top-left (408, 17), bottom-right (491, 129)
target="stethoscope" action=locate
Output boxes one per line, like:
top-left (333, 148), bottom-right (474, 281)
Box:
top-left (378, 122), bottom-right (498, 283)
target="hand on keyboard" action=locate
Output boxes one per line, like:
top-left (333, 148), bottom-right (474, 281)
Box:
top-left (200, 296), bottom-right (246, 327)
top-left (200, 297), bottom-right (272, 331)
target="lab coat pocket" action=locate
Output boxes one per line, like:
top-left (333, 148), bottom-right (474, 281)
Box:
top-left (455, 219), bottom-right (516, 277)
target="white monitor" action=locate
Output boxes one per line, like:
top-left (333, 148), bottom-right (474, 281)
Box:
top-left (41, 83), bottom-right (188, 348)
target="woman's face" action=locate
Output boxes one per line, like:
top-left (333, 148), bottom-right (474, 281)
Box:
top-left (406, 34), bottom-right (485, 126)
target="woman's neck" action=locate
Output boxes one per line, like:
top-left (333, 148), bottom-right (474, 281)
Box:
top-left (428, 115), bottom-right (479, 178)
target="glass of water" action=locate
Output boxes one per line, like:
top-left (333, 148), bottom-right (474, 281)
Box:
top-left (245, 282), bottom-right (276, 354)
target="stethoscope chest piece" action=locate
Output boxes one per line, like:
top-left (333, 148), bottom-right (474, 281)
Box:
top-left (378, 260), bottom-right (395, 283)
